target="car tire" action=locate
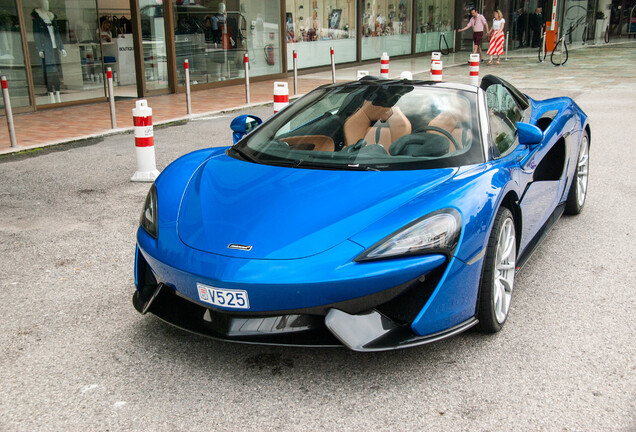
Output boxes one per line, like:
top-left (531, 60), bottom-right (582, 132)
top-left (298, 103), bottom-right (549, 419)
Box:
top-left (477, 206), bottom-right (516, 334)
top-left (564, 131), bottom-right (590, 215)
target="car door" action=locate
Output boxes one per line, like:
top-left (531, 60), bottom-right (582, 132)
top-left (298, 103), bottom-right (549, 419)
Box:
top-left (484, 82), bottom-right (561, 253)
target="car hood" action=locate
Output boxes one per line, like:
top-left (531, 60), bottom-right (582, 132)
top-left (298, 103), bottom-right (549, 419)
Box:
top-left (177, 154), bottom-right (456, 259)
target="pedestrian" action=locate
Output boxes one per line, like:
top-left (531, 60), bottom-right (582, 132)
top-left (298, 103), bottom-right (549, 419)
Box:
top-left (458, 8), bottom-right (490, 61)
top-left (516, 8), bottom-right (528, 47)
top-left (530, 7), bottom-right (544, 48)
top-left (487, 9), bottom-right (505, 64)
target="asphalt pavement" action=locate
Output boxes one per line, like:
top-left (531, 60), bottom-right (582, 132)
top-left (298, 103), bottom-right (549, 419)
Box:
top-left (0, 45), bottom-right (635, 431)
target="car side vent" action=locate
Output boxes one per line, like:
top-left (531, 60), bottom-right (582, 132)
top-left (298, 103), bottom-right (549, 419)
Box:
top-left (535, 109), bottom-right (559, 132)
top-left (375, 266), bottom-right (445, 325)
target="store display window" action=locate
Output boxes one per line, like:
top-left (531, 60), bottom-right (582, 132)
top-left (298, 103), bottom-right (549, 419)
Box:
top-left (22, 0), bottom-right (105, 105)
top-left (415, 0), bottom-right (454, 53)
top-left (361, 0), bottom-right (411, 60)
top-left (172, 0), bottom-right (281, 86)
top-left (97, 0), bottom-right (137, 97)
top-left (285, 0), bottom-right (356, 69)
top-left (0, 0), bottom-right (31, 109)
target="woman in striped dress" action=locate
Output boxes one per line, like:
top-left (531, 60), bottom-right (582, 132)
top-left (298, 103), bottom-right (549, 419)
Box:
top-left (487, 10), bottom-right (505, 64)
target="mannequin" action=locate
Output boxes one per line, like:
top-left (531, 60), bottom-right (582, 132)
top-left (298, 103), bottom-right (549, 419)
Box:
top-left (32, 0), bottom-right (67, 103)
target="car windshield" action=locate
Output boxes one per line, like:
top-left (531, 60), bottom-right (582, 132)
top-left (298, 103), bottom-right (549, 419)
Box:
top-left (230, 81), bottom-right (484, 171)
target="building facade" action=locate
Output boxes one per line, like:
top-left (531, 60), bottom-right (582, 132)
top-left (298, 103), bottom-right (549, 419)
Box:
top-left (0, 0), bottom-right (631, 113)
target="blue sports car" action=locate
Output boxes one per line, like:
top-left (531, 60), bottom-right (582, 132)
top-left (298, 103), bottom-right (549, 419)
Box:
top-left (133, 75), bottom-right (590, 351)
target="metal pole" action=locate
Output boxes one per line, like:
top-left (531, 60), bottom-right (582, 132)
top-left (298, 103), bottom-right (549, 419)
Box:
top-left (293, 50), bottom-right (298, 95)
top-left (244, 53), bottom-right (250, 104)
top-left (1, 76), bottom-right (17, 147)
top-left (453, 30), bottom-right (457, 52)
top-left (330, 47), bottom-right (336, 83)
top-left (184, 59), bottom-right (192, 115)
top-left (106, 67), bottom-right (117, 129)
top-left (505, 31), bottom-right (509, 60)
top-left (541, 31), bottom-right (546, 61)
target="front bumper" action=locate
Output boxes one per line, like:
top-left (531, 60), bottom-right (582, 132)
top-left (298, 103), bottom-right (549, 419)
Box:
top-left (133, 281), bottom-right (478, 351)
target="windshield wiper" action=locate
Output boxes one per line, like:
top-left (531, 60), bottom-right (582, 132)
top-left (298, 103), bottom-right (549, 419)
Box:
top-left (229, 146), bottom-right (259, 163)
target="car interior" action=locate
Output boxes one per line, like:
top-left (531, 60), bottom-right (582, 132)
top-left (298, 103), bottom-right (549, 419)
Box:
top-left (272, 83), bottom-right (475, 161)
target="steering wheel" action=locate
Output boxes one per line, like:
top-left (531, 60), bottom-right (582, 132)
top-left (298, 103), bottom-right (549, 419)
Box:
top-left (390, 126), bottom-right (460, 156)
top-left (415, 126), bottom-right (461, 149)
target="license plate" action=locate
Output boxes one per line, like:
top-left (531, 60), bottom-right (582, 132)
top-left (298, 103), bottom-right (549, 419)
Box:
top-left (197, 283), bottom-right (250, 310)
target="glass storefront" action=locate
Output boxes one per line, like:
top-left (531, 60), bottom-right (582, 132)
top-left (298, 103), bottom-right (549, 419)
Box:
top-left (361, 0), bottom-right (411, 60)
top-left (415, 0), bottom-right (454, 52)
top-left (0, 0), bottom-right (30, 108)
top-left (97, 0), bottom-right (136, 97)
top-left (140, 0), bottom-right (169, 91)
top-left (21, 0), bottom-right (107, 106)
top-left (285, 0), bottom-right (356, 69)
top-left (172, 0), bottom-right (281, 86)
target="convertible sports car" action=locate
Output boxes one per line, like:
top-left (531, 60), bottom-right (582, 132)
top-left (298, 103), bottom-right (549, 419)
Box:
top-left (133, 75), bottom-right (590, 351)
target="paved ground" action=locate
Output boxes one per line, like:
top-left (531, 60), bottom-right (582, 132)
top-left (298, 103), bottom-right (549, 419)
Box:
top-left (0, 45), bottom-right (635, 431)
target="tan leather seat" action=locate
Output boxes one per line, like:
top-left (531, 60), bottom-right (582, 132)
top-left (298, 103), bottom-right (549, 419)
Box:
top-left (428, 97), bottom-right (471, 152)
top-left (344, 101), bottom-right (412, 151)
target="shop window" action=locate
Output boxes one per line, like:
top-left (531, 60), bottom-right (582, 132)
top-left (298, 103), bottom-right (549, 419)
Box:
top-left (361, 0), bottom-right (411, 60)
top-left (22, 0), bottom-right (105, 105)
top-left (172, 0), bottom-right (281, 86)
top-left (0, 0), bottom-right (31, 109)
top-left (285, 0), bottom-right (356, 69)
top-left (97, 0), bottom-right (137, 98)
top-left (415, 0), bottom-right (454, 53)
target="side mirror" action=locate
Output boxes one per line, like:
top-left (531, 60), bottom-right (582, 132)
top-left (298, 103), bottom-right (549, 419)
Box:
top-left (517, 122), bottom-right (544, 146)
top-left (230, 115), bottom-right (263, 144)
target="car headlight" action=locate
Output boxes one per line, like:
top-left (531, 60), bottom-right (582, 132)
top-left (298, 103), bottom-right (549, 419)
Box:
top-left (140, 184), bottom-right (158, 238)
top-left (355, 209), bottom-right (461, 262)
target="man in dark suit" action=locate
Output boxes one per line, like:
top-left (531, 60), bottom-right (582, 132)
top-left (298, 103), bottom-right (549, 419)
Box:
top-left (516, 8), bottom-right (528, 47)
top-left (530, 7), bottom-right (544, 48)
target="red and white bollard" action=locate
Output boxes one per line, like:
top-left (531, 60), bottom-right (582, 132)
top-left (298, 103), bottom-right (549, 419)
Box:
top-left (244, 53), bottom-right (250, 104)
top-left (431, 60), bottom-right (443, 82)
top-left (292, 50), bottom-right (298, 95)
top-left (400, 71), bottom-right (413, 80)
top-left (131, 99), bottom-right (160, 182)
top-left (380, 52), bottom-right (389, 78)
top-left (184, 59), bottom-right (192, 114)
top-left (273, 82), bottom-right (289, 114)
top-left (330, 47), bottom-right (336, 83)
top-left (357, 70), bottom-right (369, 79)
top-left (431, 51), bottom-right (441, 64)
top-left (106, 67), bottom-right (117, 129)
top-left (469, 53), bottom-right (480, 86)
top-left (1, 76), bottom-right (17, 147)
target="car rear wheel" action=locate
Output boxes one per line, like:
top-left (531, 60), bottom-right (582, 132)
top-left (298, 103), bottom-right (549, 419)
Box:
top-left (477, 207), bottom-right (516, 333)
top-left (565, 131), bottom-right (590, 215)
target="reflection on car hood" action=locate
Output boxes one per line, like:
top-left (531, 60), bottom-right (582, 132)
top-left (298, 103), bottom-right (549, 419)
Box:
top-left (177, 154), bottom-right (456, 259)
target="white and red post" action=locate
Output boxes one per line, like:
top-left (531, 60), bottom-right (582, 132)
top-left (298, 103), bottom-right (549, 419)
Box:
top-left (131, 99), bottom-right (160, 182)
top-left (330, 47), bottom-right (336, 83)
top-left (273, 82), bottom-right (289, 113)
top-left (431, 51), bottom-right (441, 64)
top-left (1, 76), bottom-right (17, 147)
top-left (380, 52), bottom-right (389, 78)
top-left (431, 60), bottom-right (443, 82)
top-left (292, 50), bottom-right (298, 95)
top-left (244, 53), bottom-right (250, 104)
top-left (184, 59), bottom-right (192, 115)
top-left (469, 53), bottom-right (480, 86)
top-left (107, 67), bottom-right (117, 129)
